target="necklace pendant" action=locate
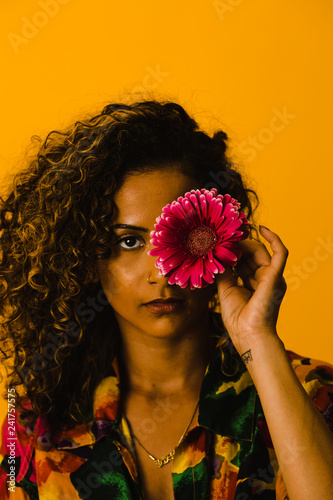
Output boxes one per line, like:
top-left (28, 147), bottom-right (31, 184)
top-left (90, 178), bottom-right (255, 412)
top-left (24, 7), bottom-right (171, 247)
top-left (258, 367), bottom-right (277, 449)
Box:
top-left (154, 449), bottom-right (175, 468)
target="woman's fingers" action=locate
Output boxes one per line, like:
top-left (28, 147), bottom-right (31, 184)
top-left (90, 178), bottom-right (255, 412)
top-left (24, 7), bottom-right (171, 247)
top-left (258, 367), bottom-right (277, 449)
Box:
top-left (237, 227), bottom-right (288, 276)
top-left (219, 228), bottom-right (288, 300)
top-left (237, 237), bottom-right (272, 271)
top-left (247, 227), bottom-right (288, 310)
top-left (217, 228), bottom-right (288, 341)
top-left (258, 226), bottom-right (289, 277)
top-left (234, 260), bottom-right (257, 291)
top-left (234, 227), bottom-right (288, 296)
top-left (235, 232), bottom-right (273, 290)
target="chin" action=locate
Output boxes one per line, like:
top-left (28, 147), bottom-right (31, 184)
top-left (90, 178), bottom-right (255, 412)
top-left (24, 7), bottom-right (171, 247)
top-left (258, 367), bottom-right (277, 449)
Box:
top-left (143, 313), bottom-right (199, 339)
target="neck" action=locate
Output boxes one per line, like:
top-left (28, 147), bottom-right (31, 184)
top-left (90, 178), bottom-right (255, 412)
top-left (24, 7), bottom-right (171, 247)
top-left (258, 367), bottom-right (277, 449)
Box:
top-left (118, 317), bottom-right (216, 400)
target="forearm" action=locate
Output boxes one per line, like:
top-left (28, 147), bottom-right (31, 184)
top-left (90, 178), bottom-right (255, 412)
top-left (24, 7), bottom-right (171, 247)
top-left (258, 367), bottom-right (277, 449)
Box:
top-left (242, 332), bottom-right (333, 500)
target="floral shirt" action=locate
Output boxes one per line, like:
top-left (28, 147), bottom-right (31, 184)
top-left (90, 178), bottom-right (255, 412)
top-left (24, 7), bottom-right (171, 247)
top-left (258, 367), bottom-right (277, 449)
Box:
top-left (0, 348), bottom-right (332, 500)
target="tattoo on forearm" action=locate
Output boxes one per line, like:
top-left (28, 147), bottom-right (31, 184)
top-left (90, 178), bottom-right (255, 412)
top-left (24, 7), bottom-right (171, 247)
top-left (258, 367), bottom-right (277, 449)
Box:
top-left (241, 349), bottom-right (253, 365)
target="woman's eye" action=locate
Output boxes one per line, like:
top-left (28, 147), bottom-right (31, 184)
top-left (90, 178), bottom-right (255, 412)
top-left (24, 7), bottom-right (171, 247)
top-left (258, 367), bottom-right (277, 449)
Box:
top-left (118, 236), bottom-right (143, 250)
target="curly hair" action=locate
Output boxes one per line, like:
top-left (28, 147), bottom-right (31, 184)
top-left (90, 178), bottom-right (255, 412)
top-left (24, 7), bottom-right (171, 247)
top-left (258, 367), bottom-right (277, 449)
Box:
top-left (0, 100), bottom-right (259, 429)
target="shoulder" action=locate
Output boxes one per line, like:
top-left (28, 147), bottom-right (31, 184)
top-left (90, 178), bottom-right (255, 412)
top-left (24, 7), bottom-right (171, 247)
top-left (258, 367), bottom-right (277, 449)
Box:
top-left (286, 350), bottom-right (333, 391)
top-left (286, 350), bottom-right (333, 431)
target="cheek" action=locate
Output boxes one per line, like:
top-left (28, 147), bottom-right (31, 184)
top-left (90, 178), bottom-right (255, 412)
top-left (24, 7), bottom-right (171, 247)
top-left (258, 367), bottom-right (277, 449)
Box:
top-left (97, 259), bottom-right (142, 305)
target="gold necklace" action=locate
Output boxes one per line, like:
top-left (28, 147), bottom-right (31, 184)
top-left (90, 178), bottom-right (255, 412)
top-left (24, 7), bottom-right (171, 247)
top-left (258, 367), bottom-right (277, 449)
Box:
top-left (123, 401), bottom-right (199, 468)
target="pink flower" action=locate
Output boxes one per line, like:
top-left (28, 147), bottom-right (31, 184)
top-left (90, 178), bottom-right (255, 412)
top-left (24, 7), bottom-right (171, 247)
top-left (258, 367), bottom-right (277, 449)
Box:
top-left (148, 188), bottom-right (249, 289)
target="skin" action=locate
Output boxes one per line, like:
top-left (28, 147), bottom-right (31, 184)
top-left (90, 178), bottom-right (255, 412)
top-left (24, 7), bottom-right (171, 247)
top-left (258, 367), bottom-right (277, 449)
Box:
top-left (95, 165), bottom-right (333, 500)
top-left (96, 166), bottom-right (217, 397)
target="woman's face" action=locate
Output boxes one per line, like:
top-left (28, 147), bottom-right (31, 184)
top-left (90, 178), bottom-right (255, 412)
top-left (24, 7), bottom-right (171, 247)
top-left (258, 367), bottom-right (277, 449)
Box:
top-left (96, 165), bottom-right (215, 340)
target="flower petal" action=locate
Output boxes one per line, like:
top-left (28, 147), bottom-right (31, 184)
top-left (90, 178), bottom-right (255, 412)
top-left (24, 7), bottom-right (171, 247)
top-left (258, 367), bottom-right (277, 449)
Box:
top-left (214, 246), bottom-right (239, 265)
top-left (149, 188), bottom-right (248, 289)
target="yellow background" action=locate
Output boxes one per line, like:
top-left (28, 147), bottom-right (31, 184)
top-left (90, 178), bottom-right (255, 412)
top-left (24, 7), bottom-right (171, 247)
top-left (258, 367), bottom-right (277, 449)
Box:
top-left (1, 0), bottom-right (332, 426)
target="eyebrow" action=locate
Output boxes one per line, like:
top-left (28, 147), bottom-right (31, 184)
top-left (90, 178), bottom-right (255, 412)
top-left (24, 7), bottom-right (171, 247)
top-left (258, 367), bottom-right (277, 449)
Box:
top-left (111, 223), bottom-right (150, 232)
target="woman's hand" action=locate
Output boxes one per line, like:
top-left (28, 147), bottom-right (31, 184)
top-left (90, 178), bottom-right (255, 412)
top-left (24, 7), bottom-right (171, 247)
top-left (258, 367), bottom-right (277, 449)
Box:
top-left (216, 226), bottom-right (288, 354)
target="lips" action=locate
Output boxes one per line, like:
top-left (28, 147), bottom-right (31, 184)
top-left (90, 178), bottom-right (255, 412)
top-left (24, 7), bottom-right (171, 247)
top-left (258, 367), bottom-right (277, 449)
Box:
top-left (143, 298), bottom-right (185, 314)
top-left (144, 298), bottom-right (184, 304)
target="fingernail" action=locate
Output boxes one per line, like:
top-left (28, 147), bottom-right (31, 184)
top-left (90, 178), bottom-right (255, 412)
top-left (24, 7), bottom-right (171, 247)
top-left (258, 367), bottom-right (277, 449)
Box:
top-left (259, 225), bottom-right (270, 231)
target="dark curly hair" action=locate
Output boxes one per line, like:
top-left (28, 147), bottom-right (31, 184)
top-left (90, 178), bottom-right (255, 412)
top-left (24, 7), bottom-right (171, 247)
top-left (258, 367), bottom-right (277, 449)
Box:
top-left (0, 100), bottom-right (259, 429)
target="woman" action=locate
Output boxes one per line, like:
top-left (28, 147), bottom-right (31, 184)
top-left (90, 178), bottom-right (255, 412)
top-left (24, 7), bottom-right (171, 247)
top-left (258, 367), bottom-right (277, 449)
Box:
top-left (0, 100), bottom-right (332, 499)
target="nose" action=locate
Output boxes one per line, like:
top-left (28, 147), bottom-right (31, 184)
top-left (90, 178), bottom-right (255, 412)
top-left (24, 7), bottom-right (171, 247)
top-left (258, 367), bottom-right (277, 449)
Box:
top-left (146, 252), bottom-right (169, 286)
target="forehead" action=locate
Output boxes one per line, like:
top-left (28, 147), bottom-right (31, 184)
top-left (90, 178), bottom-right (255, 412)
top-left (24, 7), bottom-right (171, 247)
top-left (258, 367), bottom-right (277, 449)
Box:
top-left (114, 165), bottom-right (201, 225)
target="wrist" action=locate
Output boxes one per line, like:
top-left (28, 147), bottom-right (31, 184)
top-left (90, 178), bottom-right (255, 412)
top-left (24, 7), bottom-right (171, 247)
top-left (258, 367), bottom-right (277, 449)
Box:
top-left (234, 327), bottom-right (281, 357)
top-left (237, 331), bottom-right (286, 369)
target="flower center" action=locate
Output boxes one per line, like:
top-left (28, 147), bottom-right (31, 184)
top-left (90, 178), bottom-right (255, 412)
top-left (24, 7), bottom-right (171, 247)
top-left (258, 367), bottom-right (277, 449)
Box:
top-left (186, 225), bottom-right (217, 257)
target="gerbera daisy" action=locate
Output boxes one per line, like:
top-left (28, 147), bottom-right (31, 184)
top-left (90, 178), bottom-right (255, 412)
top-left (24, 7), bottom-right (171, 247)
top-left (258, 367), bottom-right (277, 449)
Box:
top-left (148, 188), bottom-right (249, 289)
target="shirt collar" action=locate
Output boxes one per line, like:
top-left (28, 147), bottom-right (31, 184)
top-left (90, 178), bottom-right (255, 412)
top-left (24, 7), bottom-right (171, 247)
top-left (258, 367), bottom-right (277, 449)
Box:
top-left (53, 345), bottom-right (256, 450)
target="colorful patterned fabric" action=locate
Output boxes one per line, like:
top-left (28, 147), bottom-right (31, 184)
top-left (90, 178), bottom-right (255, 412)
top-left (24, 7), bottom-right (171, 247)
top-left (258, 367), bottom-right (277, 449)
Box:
top-left (1, 348), bottom-right (332, 499)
